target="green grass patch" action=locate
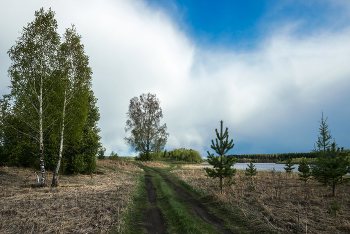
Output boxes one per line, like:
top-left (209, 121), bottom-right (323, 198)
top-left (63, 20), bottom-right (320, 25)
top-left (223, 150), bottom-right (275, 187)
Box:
top-left (166, 168), bottom-right (278, 234)
top-left (145, 167), bottom-right (220, 234)
top-left (115, 172), bottom-right (149, 234)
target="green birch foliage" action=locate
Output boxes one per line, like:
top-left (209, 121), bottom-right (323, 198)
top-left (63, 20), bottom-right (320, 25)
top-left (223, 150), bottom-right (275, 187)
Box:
top-left (311, 142), bottom-right (350, 196)
top-left (204, 120), bottom-right (236, 194)
top-left (97, 147), bottom-right (106, 160)
top-left (284, 157), bottom-right (295, 173)
top-left (124, 93), bottom-right (169, 161)
top-left (2, 8), bottom-right (61, 178)
top-left (1, 9), bottom-right (101, 174)
top-left (110, 151), bottom-right (119, 159)
top-left (298, 157), bottom-right (311, 185)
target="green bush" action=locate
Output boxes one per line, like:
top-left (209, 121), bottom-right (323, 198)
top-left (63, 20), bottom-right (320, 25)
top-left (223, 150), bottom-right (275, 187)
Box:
top-left (109, 150), bottom-right (119, 160)
top-left (153, 148), bottom-right (202, 163)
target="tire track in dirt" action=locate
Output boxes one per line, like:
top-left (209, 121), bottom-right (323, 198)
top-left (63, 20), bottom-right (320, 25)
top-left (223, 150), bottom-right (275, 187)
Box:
top-left (151, 168), bottom-right (236, 234)
top-left (141, 173), bottom-right (167, 234)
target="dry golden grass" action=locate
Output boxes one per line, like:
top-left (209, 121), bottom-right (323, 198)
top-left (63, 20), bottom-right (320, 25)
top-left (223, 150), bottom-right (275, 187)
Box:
top-left (0, 159), bottom-right (142, 234)
top-left (173, 167), bottom-right (350, 234)
top-left (181, 164), bottom-right (204, 169)
top-left (137, 161), bottom-right (170, 169)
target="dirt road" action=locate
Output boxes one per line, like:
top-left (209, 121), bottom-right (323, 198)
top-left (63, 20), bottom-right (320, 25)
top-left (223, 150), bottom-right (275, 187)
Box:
top-left (138, 165), bottom-right (236, 234)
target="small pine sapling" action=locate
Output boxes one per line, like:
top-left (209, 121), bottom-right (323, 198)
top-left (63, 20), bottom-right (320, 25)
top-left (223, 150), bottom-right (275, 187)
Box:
top-left (204, 120), bottom-right (236, 194)
top-left (330, 199), bottom-right (341, 217)
top-left (245, 161), bottom-right (257, 177)
top-left (245, 161), bottom-right (257, 191)
top-left (284, 157), bottom-right (295, 175)
top-left (298, 157), bottom-right (311, 186)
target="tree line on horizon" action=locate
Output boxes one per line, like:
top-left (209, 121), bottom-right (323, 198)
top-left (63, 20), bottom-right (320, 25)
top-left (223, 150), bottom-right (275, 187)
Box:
top-left (228, 150), bottom-right (349, 163)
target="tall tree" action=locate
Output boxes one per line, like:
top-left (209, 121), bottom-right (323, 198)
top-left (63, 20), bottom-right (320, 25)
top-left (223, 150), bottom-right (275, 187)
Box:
top-left (311, 142), bottom-right (349, 196)
top-left (63, 90), bottom-right (101, 174)
top-left (204, 120), bottom-right (236, 194)
top-left (4, 8), bottom-right (60, 186)
top-left (51, 25), bottom-right (92, 187)
top-left (316, 111), bottom-right (332, 154)
top-left (124, 93), bottom-right (169, 161)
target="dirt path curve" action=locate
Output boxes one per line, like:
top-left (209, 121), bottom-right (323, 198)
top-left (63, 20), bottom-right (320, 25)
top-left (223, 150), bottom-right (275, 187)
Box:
top-left (142, 173), bottom-right (167, 234)
top-left (137, 166), bottom-right (238, 234)
top-left (144, 166), bottom-right (236, 234)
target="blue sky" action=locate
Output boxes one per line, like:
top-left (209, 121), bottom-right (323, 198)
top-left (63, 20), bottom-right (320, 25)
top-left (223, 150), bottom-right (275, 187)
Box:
top-left (1, 0), bottom-right (350, 157)
top-left (145, 0), bottom-right (349, 49)
top-left (145, 0), bottom-right (266, 48)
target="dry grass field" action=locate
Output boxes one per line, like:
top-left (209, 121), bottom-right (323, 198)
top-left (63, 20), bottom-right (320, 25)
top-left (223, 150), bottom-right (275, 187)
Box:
top-left (0, 159), bottom-right (142, 234)
top-left (172, 166), bottom-right (350, 234)
top-left (136, 161), bottom-right (170, 169)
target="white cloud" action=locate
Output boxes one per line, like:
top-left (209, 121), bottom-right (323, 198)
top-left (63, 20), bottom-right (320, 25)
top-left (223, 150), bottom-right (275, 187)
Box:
top-left (1, 0), bottom-right (350, 156)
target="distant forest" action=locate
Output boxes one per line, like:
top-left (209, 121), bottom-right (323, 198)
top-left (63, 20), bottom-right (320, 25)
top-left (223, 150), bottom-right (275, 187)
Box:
top-left (229, 150), bottom-right (350, 163)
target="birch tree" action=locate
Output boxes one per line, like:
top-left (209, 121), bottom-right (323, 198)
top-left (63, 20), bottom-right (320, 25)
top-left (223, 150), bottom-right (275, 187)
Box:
top-left (4, 8), bottom-right (60, 186)
top-left (125, 93), bottom-right (169, 161)
top-left (51, 26), bottom-right (92, 187)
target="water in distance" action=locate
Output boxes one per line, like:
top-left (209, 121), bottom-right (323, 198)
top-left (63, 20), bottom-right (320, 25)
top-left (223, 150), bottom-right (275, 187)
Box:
top-left (198, 163), bottom-right (299, 172)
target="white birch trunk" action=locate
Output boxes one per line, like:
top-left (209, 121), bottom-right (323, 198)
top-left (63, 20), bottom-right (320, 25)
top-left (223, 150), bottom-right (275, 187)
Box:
top-left (52, 90), bottom-right (66, 187)
top-left (39, 59), bottom-right (46, 187)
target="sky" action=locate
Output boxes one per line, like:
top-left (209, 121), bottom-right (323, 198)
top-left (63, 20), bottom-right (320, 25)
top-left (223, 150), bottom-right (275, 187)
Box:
top-left (1, 0), bottom-right (350, 157)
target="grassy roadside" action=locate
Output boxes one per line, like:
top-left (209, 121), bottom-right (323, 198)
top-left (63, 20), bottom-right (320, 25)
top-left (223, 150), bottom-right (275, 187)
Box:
top-left (156, 164), bottom-right (272, 234)
top-left (147, 166), bottom-right (221, 234)
top-left (115, 172), bottom-right (149, 234)
top-left (171, 164), bottom-right (350, 233)
top-left (124, 161), bottom-right (232, 234)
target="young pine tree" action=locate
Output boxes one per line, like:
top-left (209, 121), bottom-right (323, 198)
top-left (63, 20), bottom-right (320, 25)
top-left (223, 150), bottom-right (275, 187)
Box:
top-left (312, 142), bottom-right (349, 196)
top-left (316, 111), bottom-right (332, 154)
top-left (298, 157), bottom-right (311, 186)
top-left (284, 157), bottom-right (295, 174)
top-left (245, 161), bottom-right (258, 191)
top-left (245, 161), bottom-right (257, 177)
top-left (204, 120), bottom-right (236, 194)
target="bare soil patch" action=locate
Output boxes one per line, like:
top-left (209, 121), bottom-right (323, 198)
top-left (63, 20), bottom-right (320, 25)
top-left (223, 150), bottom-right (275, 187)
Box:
top-left (0, 159), bottom-right (142, 233)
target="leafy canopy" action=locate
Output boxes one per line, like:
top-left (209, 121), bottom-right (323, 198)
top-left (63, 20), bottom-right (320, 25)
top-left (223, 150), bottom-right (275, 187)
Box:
top-left (124, 93), bottom-right (169, 161)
